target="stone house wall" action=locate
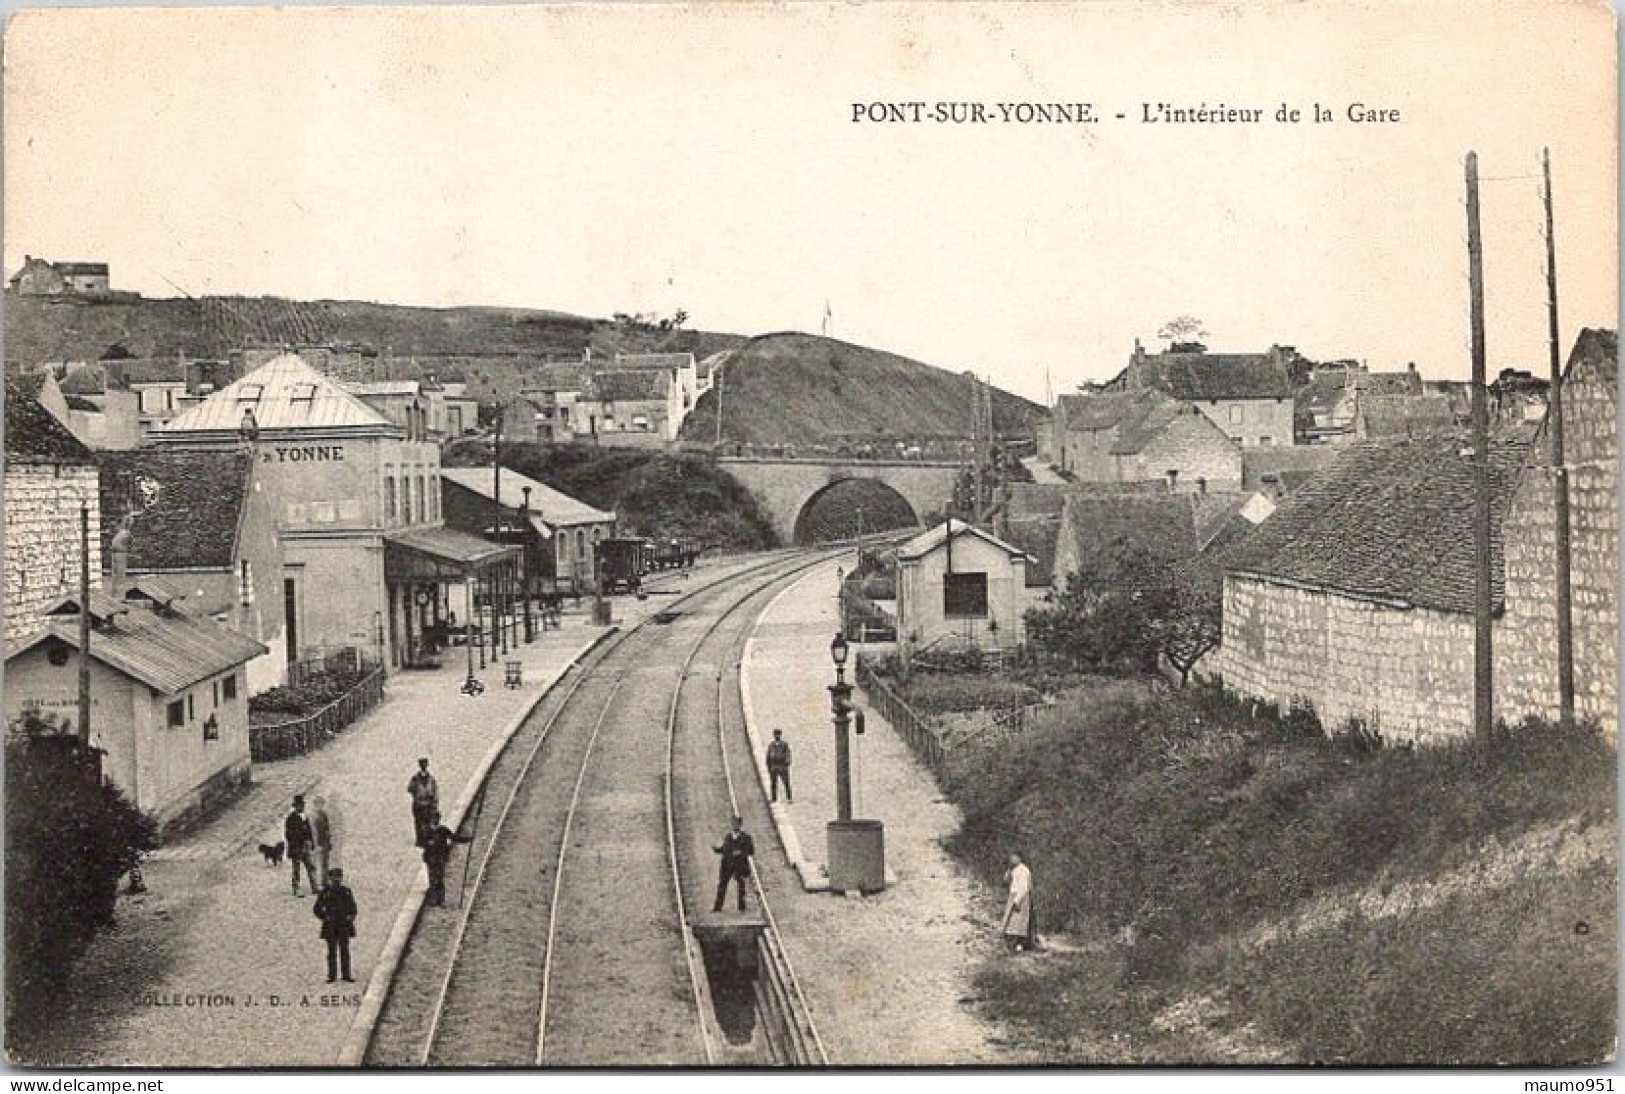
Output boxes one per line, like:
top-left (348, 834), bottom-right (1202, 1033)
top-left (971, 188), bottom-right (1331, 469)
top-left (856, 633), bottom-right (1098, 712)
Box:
top-left (1119, 411), bottom-right (1244, 491)
top-left (1209, 576), bottom-right (1478, 747)
top-left (1496, 354), bottom-right (1618, 739)
top-left (4, 464), bottom-right (102, 647)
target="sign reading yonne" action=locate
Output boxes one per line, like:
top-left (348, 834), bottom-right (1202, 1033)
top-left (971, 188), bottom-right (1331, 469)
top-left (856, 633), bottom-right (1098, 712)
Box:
top-left (263, 444), bottom-right (346, 463)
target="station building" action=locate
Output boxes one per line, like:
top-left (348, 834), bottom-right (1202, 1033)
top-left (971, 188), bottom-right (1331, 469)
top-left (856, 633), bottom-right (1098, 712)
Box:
top-left (148, 354), bottom-right (518, 671)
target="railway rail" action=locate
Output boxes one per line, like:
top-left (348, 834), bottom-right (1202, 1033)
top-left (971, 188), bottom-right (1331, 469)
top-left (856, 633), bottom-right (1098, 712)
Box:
top-left (363, 547), bottom-right (841, 1067)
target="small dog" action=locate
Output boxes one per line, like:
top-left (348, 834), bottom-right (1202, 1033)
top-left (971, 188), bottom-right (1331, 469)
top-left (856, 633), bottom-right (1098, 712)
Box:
top-left (258, 841), bottom-right (286, 866)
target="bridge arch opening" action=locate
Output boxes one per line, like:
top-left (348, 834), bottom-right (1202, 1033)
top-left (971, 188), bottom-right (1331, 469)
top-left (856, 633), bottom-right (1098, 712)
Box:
top-left (792, 478), bottom-right (918, 545)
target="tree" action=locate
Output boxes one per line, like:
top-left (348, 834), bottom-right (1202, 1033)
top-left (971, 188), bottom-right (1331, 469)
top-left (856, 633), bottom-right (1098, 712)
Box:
top-left (1157, 314), bottom-right (1209, 346)
top-left (1025, 541), bottom-right (1222, 682)
top-left (6, 714), bottom-right (157, 1038)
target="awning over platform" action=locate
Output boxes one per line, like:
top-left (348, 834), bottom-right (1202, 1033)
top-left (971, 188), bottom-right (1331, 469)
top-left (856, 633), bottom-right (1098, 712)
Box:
top-left (384, 526), bottom-right (520, 581)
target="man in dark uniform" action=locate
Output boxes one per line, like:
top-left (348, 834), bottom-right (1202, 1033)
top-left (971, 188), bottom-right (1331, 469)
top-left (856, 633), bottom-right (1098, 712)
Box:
top-left (407, 757), bottom-right (439, 848)
top-left (421, 809), bottom-right (473, 907)
top-left (285, 795), bottom-right (317, 897)
top-left (711, 814), bottom-right (754, 913)
top-left (766, 730), bottom-right (793, 803)
top-left (313, 867), bottom-right (357, 982)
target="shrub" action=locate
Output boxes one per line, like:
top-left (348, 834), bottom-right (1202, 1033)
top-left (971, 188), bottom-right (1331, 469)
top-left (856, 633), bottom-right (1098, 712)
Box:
top-left (6, 721), bottom-right (157, 1036)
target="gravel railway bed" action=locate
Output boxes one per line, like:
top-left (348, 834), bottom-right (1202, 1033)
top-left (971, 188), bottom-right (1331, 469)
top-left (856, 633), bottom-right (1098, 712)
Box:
top-left (364, 550), bottom-right (835, 1067)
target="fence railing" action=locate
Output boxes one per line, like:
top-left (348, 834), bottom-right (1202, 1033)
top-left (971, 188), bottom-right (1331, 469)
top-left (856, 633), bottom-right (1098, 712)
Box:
top-left (288, 647), bottom-right (369, 688)
top-left (854, 658), bottom-right (944, 776)
top-left (250, 666), bottom-right (386, 763)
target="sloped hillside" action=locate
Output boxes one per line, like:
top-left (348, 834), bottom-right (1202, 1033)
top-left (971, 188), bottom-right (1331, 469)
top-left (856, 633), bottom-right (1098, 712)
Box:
top-left (444, 440), bottom-right (777, 551)
top-left (3, 291), bottom-right (742, 367)
top-left (680, 332), bottom-right (1042, 447)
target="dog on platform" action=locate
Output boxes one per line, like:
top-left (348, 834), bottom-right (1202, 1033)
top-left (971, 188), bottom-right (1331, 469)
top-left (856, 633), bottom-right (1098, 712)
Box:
top-left (258, 840), bottom-right (286, 866)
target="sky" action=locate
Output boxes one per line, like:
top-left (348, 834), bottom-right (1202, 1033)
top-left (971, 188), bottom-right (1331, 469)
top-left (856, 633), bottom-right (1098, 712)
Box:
top-left (4, 1), bottom-right (1617, 403)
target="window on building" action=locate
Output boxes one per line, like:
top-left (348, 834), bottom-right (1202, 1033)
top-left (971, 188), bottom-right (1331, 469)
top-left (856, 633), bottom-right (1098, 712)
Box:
top-left (167, 699), bottom-right (185, 727)
top-left (415, 476), bottom-right (425, 524)
top-left (1228, 404), bottom-right (1244, 424)
top-left (943, 572), bottom-right (989, 618)
top-left (1259, 435), bottom-right (1273, 446)
top-left (223, 674), bottom-right (238, 700)
top-left (188, 693), bottom-right (195, 721)
top-left (289, 382), bottom-right (318, 408)
top-left (237, 384), bottom-right (264, 407)
top-left (558, 535), bottom-right (568, 566)
top-left (212, 681), bottom-right (220, 708)
top-left (385, 476), bottom-right (397, 522)
top-left (402, 480), bottom-right (413, 524)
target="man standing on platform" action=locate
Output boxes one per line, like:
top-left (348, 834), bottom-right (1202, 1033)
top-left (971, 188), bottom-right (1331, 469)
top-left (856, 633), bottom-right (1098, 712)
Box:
top-left (421, 809), bottom-right (473, 907)
top-left (711, 814), bottom-right (754, 913)
top-left (407, 757), bottom-right (439, 848)
top-left (285, 795), bottom-right (317, 898)
top-left (313, 867), bottom-right (357, 982)
top-left (310, 795), bottom-right (333, 892)
top-left (766, 730), bottom-right (793, 804)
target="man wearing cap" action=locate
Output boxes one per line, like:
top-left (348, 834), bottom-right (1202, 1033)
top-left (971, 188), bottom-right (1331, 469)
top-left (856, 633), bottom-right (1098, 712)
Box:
top-left (421, 809), bottom-right (474, 907)
top-left (284, 795), bottom-right (318, 897)
top-left (313, 867), bottom-right (357, 982)
top-left (766, 730), bottom-right (793, 804)
top-left (407, 757), bottom-right (439, 848)
top-left (711, 815), bottom-right (754, 913)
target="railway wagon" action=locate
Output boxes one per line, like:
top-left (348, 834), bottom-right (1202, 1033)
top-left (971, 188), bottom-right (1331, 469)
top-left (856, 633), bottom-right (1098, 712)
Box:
top-left (647, 538), bottom-right (698, 571)
top-left (595, 536), bottom-right (647, 593)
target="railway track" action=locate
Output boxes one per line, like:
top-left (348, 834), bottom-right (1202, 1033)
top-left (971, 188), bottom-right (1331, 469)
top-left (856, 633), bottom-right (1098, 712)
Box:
top-left (364, 548), bottom-right (839, 1067)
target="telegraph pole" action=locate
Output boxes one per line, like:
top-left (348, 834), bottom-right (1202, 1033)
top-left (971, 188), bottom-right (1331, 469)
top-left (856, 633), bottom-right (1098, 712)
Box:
top-left (78, 502), bottom-right (92, 749)
top-left (1542, 146), bottom-right (1576, 728)
top-left (491, 406), bottom-right (504, 662)
top-left (1465, 151), bottom-right (1494, 738)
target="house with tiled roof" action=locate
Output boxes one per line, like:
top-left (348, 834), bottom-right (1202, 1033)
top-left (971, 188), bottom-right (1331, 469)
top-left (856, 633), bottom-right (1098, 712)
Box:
top-left (9, 255), bottom-right (110, 295)
top-left (1125, 340), bottom-right (1297, 448)
top-left (98, 450), bottom-right (287, 693)
top-left (1496, 329), bottom-right (1618, 740)
top-left (148, 354), bottom-right (521, 671)
top-left (1354, 392), bottom-right (1457, 440)
top-left (4, 377), bottom-right (103, 646)
top-left (573, 366), bottom-right (685, 447)
top-left (1053, 388), bottom-right (1242, 492)
top-left (440, 467), bottom-right (616, 597)
top-left (5, 589), bottom-right (266, 831)
top-left (896, 519), bottom-right (1037, 654)
top-left (1299, 364), bottom-right (1423, 442)
top-left (1209, 433), bottom-right (1531, 745)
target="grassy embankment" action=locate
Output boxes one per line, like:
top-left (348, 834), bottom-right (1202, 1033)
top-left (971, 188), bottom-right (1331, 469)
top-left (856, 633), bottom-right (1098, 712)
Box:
top-left (445, 440), bottom-right (777, 552)
top-left (934, 678), bottom-right (1615, 1064)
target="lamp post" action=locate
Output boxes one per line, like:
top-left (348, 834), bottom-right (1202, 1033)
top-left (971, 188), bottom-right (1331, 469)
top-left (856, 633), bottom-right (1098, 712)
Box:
top-left (826, 631), bottom-right (885, 893)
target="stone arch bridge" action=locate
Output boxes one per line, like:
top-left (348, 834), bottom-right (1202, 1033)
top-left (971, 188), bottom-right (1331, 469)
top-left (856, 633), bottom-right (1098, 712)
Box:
top-left (717, 456), bottom-right (962, 544)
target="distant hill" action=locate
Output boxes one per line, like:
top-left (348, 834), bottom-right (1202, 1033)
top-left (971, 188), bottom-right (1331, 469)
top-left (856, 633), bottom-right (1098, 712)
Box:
top-left (680, 332), bottom-right (1042, 447)
top-left (3, 291), bottom-right (744, 372)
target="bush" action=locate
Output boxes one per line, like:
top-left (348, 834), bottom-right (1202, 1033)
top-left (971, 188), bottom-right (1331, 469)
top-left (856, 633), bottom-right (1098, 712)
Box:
top-left (249, 665), bottom-right (366, 717)
top-left (6, 722), bottom-right (157, 1036)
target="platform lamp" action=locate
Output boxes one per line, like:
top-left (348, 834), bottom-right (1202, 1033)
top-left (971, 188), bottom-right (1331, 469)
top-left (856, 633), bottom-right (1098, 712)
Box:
top-left (826, 632), bottom-right (885, 894)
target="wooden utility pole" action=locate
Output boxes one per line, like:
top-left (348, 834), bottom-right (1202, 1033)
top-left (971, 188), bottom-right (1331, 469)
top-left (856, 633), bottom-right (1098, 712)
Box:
top-left (1542, 146), bottom-right (1576, 728)
top-left (970, 373), bottom-right (984, 520)
top-left (78, 502), bottom-right (92, 748)
top-left (1466, 151), bottom-right (1494, 738)
top-left (492, 406), bottom-right (504, 662)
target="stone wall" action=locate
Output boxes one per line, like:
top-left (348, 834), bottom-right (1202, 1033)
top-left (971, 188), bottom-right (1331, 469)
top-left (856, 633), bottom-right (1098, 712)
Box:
top-left (1122, 411), bottom-right (1244, 491)
top-left (1496, 354), bottom-right (1617, 739)
top-left (1209, 576), bottom-right (1477, 747)
top-left (4, 464), bottom-right (101, 646)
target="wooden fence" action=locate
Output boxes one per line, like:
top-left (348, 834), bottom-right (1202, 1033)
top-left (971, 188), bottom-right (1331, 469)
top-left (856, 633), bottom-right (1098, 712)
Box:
top-left (854, 657), bottom-right (945, 775)
top-left (250, 666), bottom-right (386, 763)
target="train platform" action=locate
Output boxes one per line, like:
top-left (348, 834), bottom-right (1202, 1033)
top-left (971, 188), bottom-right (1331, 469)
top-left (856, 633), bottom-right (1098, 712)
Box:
top-left (739, 556), bottom-right (1022, 1064)
top-left (14, 597), bottom-right (670, 1068)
